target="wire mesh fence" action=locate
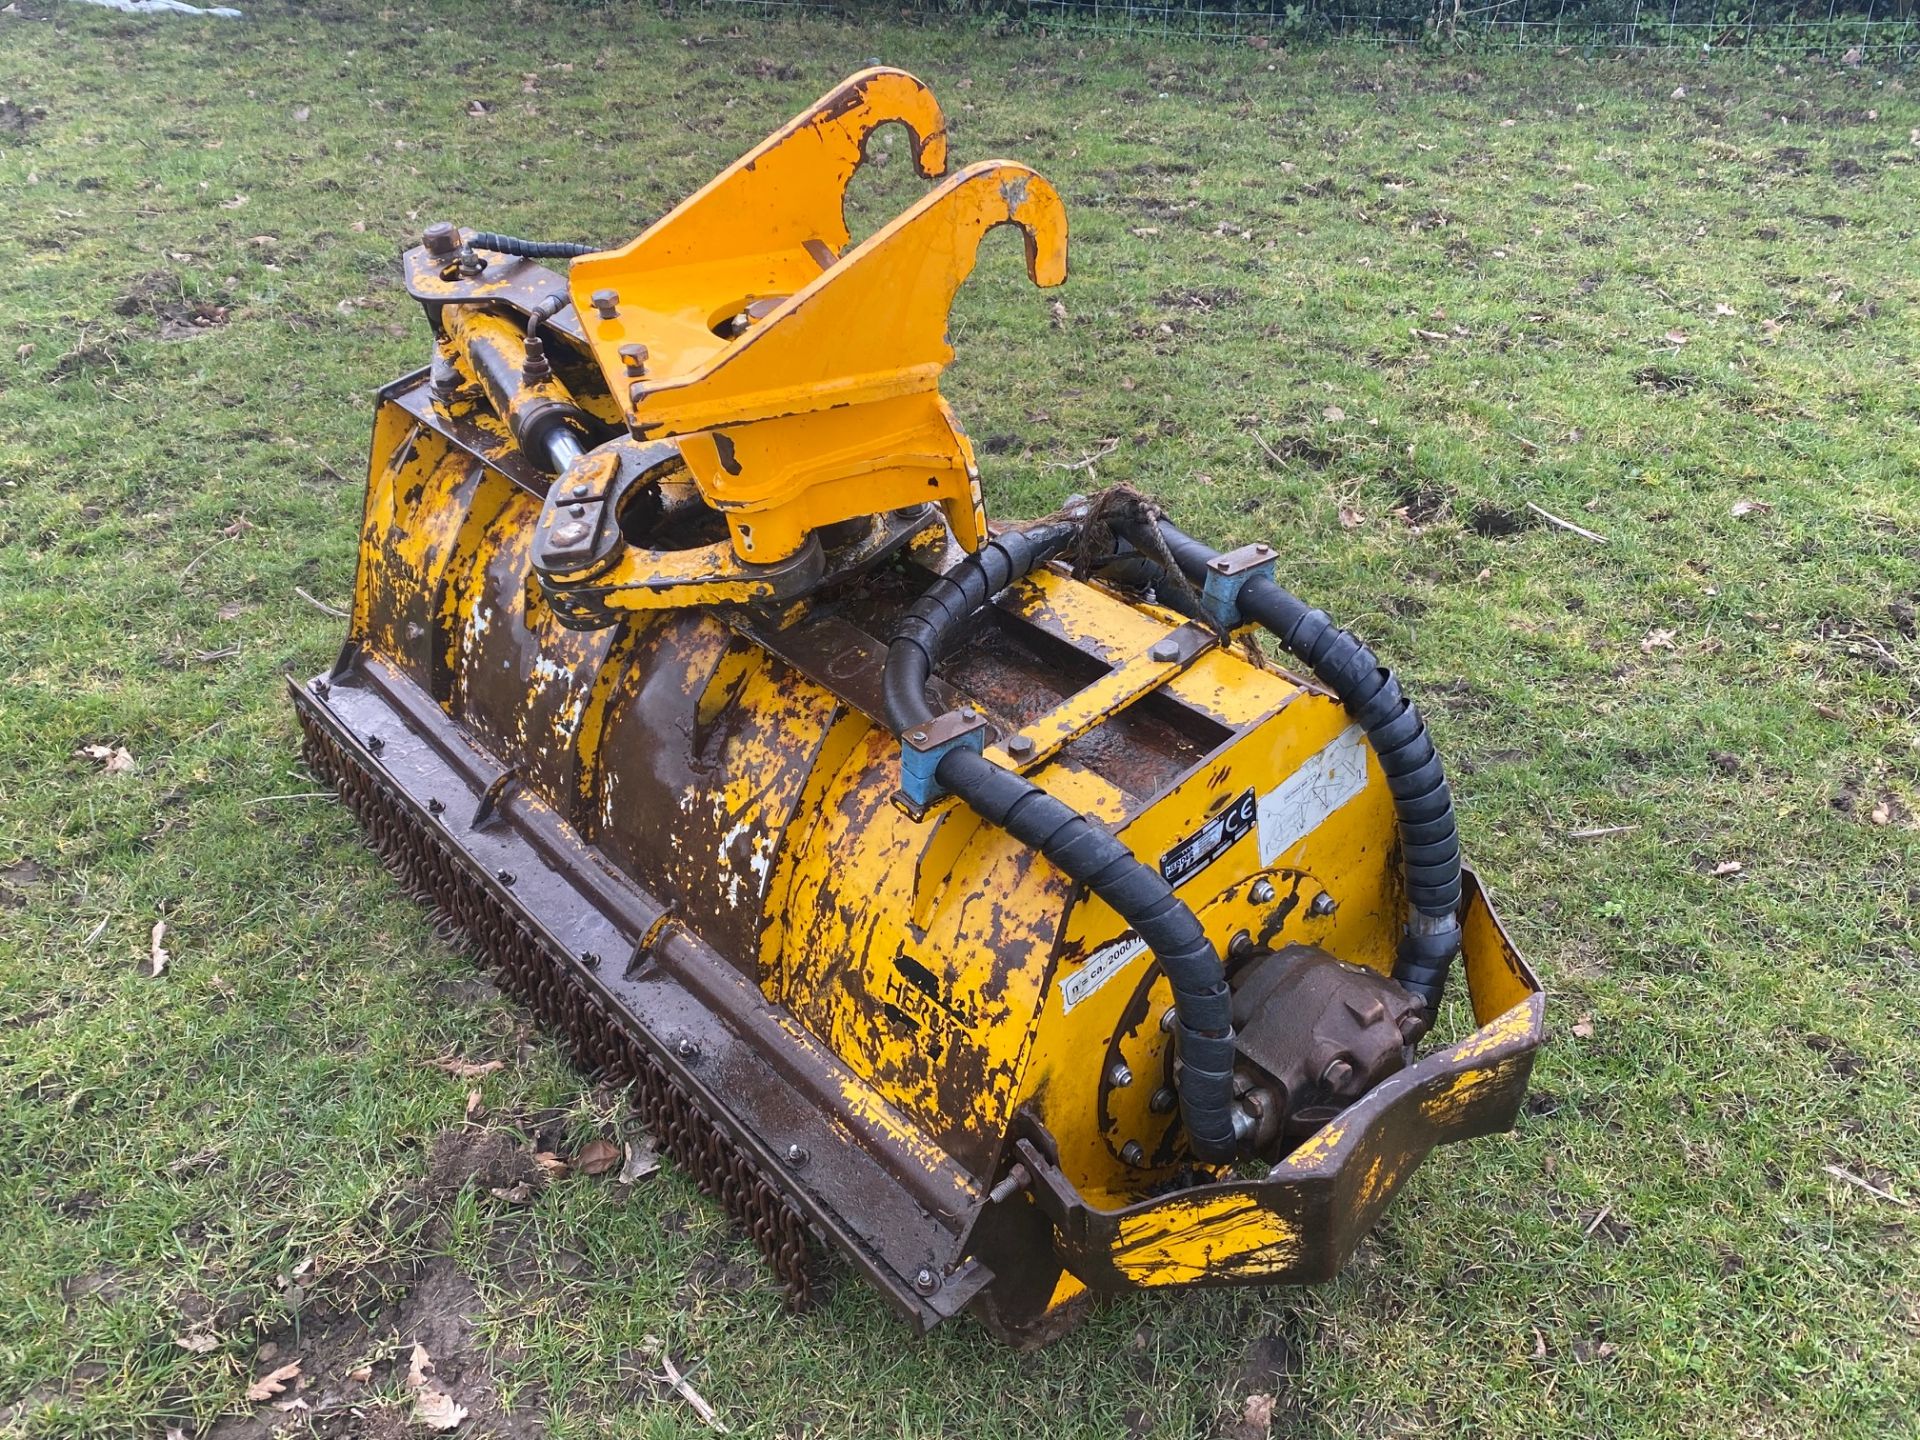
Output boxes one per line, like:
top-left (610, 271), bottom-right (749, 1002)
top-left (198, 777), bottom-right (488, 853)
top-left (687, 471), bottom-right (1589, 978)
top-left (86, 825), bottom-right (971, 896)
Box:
top-left (1017, 0), bottom-right (1918, 55)
top-left (696, 0), bottom-right (1919, 58)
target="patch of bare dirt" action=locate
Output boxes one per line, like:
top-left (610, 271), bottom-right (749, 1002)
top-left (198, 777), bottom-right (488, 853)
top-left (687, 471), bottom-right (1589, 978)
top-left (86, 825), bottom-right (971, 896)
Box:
top-left (112, 269), bottom-right (231, 340)
top-left (0, 98), bottom-right (45, 140)
top-left (0, 857), bottom-right (49, 908)
top-left (425, 1129), bottom-right (546, 1202)
top-left (208, 1255), bottom-right (543, 1439)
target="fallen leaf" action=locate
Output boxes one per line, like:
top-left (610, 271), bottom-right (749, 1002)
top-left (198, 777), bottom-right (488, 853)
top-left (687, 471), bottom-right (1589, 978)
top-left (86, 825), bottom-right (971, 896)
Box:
top-left (150, 920), bottom-right (171, 978)
top-left (1712, 860), bottom-right (1743, 877)
top-left (350, 220), bottom-right (367, 233)
top-left (292, 106), bottom-right (310, 122)
top-left (430, 1055), bottom-right (504, 1079)
top-left (76, 743), bottom-right (135, 774)
top-left (1129, 226), bottom-right (1160, 238)
top-left (1640, 628), bottom-right (1677, 653)
top-left (347, 1364), bottom-right (373, 1383)
top-left (466, 99), bottom-right (494, 116)
top-left (1869, 800), bottom-right (1891, 826)
top-left (534, 1151), bottom-right (569, 1177)
top-left (1664, 329), bottom-right (1689, 345)
top-left (1730, 499), bottom-right (1773, 519)
top-left (465, 1087), bottom-right (485, 1120)
top-left (1337, 505), bottom-right (1365, 530)
top-left (1713, 302), bottom-right (1736, 316)
top-left (1476, 567), bottom-right (1492, 582)
top-left (413, 1388), bottom-right (468, 1431)
top-left (1241, 1393), bottom-right (1276, 1432)
top-left (577, 1137), bottom-right (621, 1176)
top-left (1322, 405), bottom-right (1345, 422)
top-left (217, 601), bottom-right (247, 621)
top-left (1049, 299), bottom-right (1068, 328)
top-left (221, 514), bottom-right (255, 539)
top-left (174, 1331), bottom-right (218, 1354)
top-left (1571, 1015), bottom-right (1595, 1039)
top-left (489, 1182), bottom-right (536, 1203)
top-left (406, 1343), bottom-right (434, 1390)
top-left (619, 1136), bottom-right (662, 1184)
top-left (16, 342), bottom-right (33, 361)
top-left (219, 193), bottom-right (248, 209)
top-left (1532, 1328), bottom-right (1547, 1359)
top-left (1671, 85), bottom-right (1688, 99)
top-left (246, 1360), bottom-right (301, 1402)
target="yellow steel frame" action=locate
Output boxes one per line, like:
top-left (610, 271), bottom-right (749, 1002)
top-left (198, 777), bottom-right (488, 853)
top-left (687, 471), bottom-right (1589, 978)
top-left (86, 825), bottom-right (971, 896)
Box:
top-left (568, 67), bottom-right (1068, 571)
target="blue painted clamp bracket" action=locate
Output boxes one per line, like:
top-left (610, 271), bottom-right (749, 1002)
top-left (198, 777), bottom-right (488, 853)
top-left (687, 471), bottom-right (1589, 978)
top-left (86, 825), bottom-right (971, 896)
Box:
top-left (898, 707), bottom-right (990, 811)
top-left (1200, 541), bottom-right (1278, 630)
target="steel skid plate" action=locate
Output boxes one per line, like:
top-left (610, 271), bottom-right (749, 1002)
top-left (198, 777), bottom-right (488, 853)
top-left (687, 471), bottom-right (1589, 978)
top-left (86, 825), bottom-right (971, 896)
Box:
top-left (291, 659), bottom-right (1001, 1330)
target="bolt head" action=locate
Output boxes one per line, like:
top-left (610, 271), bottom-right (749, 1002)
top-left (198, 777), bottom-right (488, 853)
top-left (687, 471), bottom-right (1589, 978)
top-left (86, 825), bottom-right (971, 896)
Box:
top-left (422, 221), bottom-right (459, 256)
top-left (1107, 1061), bottom-right (1133, 1090)
top-left (785, 1143), bottom-right (809, 1166)
top-left (1250, 878), bottom-right (1277, 906)
top-left (1149, 639), bottom-right (1180, 663)
top-left (590, 288), bottom-right (619, 317)
top-left (1228, 929), bottom-right (1253, 957)
top-left (496, 869), bottom-right (515, 886)
top-left (1149, 1086), bottom-right (1177, 1114)
top-left (1006, 734), bottom-right (1035, 758)
top-left (909, 731), bottom-right (927, 744)
top-left (1120, 1141), bottom-right (1146, 1167)
top-left (913, 1266), bottom-right (940, 1295)
top-left (676, 1037), bottom-right (699, 1060)
top-left (1160, 1005), bottom-right (1178, 1033)
top-left (1322, 1057), bottom-right (1355, 1092)
top-left (1309, 891), bottom-right (1338, 917)
top-left (427, 797), bottom-right (445, 816)
top-left (571, 482), bottom-right (590, 498)
top-left (553, 522), bottom-right (589, 547)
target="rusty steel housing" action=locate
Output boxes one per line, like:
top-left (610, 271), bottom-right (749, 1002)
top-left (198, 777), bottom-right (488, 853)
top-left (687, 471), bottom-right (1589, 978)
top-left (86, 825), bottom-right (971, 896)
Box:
top-left (292, 68), bottom-right (1543, 1340)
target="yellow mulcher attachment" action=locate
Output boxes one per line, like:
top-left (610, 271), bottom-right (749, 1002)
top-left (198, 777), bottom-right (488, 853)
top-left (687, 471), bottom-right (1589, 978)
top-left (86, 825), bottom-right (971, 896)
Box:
top-left (293, 68), bottom-right (1543, 1341)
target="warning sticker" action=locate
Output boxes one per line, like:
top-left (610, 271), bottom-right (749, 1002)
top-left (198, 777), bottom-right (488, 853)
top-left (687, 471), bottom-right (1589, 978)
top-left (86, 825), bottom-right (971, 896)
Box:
top-left (1160, 787), bottom-right (1257, 888)
top-left (1257, 724), bottom-right (1370, 865)
top-left (1060, 934), bottom-right (1150, 1014)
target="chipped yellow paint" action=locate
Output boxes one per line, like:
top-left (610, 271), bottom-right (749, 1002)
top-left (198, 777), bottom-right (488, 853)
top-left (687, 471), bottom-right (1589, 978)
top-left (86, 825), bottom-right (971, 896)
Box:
top-left (984, 623), bottom-right (1213, 773)
top-left (1045, 1270), bottom-right (1089, 1310)
top-left (1109, 1192), bottom-right (1303, 1284)
top-left (567, 68), bottom-right (1066, 571)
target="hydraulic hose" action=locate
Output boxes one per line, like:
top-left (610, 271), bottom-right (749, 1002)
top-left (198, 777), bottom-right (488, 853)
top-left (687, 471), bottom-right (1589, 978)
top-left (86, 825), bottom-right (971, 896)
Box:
top-left (466, 232), bottom-right (599, 261)
top-left (883, 525), bottom-right (1243, 1164)
top-left (1123, 517), bottom-right (1463, 1020)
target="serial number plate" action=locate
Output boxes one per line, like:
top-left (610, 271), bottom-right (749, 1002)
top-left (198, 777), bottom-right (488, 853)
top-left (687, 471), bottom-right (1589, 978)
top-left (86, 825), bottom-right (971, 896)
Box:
top-left (1160, 787), bottom-right (1258, 887)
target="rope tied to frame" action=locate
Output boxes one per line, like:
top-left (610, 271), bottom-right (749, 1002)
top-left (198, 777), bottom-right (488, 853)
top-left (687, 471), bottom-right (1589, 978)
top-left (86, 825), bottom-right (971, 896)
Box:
top-left (1022, 482), bottom-right (1256, 658)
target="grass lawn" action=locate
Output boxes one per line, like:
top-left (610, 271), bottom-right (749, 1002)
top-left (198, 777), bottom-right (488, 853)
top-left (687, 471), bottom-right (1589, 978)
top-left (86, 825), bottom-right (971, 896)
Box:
top-left (2, 2), bottom-right (1917, 1435)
